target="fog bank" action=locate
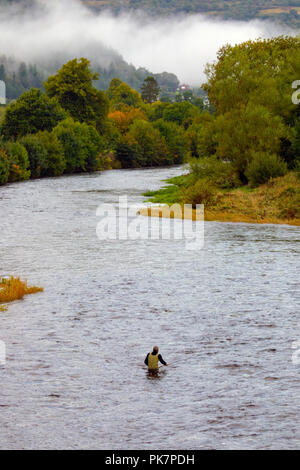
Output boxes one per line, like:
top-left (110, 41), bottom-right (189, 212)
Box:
top-left (0, 0), bottom-right (291, 85)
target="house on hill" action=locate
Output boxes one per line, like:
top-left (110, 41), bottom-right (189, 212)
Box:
top-left (0, 80), bottom-right (6, 105)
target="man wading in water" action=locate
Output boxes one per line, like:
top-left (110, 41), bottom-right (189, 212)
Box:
top-left (144, 346), bottom-right (168, 373)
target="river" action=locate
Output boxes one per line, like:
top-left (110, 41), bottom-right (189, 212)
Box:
top-left (0, 166), bottom-right (299, 450)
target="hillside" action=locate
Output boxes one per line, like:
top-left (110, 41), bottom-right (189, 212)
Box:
top-left (83, 0), bottom-right (300, 27)
top-left (0, 0), bottom-right (300, 26)
top-left (0, 53), bottom-right (179, 102)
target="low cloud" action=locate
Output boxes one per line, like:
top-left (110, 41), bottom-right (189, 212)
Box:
top-left (0, 0), bottom-right (291, 85)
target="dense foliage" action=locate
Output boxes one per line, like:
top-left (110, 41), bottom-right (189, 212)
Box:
top-left (87, 0), bottom-right (300, 27)
top-left (44, 59), bottom-right (109, 133)
top-left (2, 0), bottom-right (300, 27)
top-left (0, 53), bottom-right (180, 102)
top-left (144, 36), bottom-right (300, 222)
top-left (0, 57), bottom-right (202, 185)
top-left (1, 88), bottom-right (66, 140)
top-left (1, 36), bottom-right (300, 226)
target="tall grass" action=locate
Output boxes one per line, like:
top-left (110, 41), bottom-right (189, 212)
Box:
top-left (0, 277), bottom-right (43, 309)
top-left (143, 173), bottom-right (300, 225)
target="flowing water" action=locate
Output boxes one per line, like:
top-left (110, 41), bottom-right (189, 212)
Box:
top-left (0, 166), bottom-right (299, 450)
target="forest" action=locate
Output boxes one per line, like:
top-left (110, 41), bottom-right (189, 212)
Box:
top-left (0, 54), bottom-right (180, 102)
top-left (83, 0), bottom-right (300, 27)
top-left (1, 0), bottom-right (300, 26)
top-left (0, 57), bottom-right (205, 185)
top-left (0, 36), bottom-right (300, 224)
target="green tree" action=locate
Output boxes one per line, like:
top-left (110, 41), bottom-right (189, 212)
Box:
top-left (53, 118), bottom-right (105, 173)
top-left (18, 62), bottom-right (29, 89)
top-left (141, 76), bottom-right (160, 104)
top-left (214, 105), bottom-right (286, 179)
top-left (144, 101), bottom-right (168, 122)
top-left (1, 88), bottom-right (66, 140)
top-left (162, 101), bottom-right (195, 127)
top-left (106, 78), bottom-right (143, 110)
top-left (115, 120), bottom-right (167, 167)
top-left (0, 64), bottom-right (6, 82)
top-left (19, 134), bottom-right (48, 179)
top-left (153, 119), bottom-right (189, 164)
top-left (36, 131), bottom-right (66, 177)
top-left (5, 141), bottom-right (30, 182)
top-left (44, 58), bottom-right (109, 132)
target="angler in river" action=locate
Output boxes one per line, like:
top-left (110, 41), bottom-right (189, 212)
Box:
top-left (144, 346), bottom-right (168, 374)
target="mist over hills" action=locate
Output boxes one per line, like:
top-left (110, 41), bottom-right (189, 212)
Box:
top-left (0, 0), bottom-right (293, 100)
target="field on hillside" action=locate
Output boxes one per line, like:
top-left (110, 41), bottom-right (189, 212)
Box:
top-left (82, 0), bottom-right (300, 26)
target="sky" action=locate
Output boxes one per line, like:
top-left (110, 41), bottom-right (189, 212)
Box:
top-left (0, 0), bottom-right (291, 85)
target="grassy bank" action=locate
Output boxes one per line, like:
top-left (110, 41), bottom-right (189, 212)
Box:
top-left (142, 172), bottom-right (300, 226)
top-left (0, 277), bottom-right (44, 311)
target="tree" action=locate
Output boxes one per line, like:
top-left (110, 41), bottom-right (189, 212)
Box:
top-left (190, 37), bottom-right (300, 181)
top-left (44, 58), bottom-right (109, 133)
top-left (162, 101), bottom-right (194, 126)
top-left (5, 141), bottom-right (30, 182)
top-left (18, 62), bottom-right (29, 89)
top-left (106, 78), bottom-right (143, 110)
top-left (153, 119), bottom-right (189, 164)
top-left (0, 148), bottom-right (9, 185)
top-left (108, 107), bottom-right (147, 134)
top-left (53, 118), bottom-right (105, 173)
top-left (36, 131), bottom-right (66, 177)
top-left (214, 105), bottom-right (286, 178)
top-left (0, 64), bottom-right (6, 82)
top-left (1, 88), bottom-right (66, 140)
top-left (141, 76), bottom-right (160, 104)
top-left (19, 134), bottom-right (48, 179)
top-left (117, 120), bottom-right (168, 167)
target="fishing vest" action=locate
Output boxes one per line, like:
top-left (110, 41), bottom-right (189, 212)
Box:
top-left (148, 352), bottom-right (159, 370)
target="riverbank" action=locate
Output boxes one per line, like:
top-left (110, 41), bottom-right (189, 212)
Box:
top-left (141, 172), bottom-right (300, 226)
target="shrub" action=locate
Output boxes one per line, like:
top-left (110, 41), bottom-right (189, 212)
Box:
top-left (36, 131), bottom-right (66, 177)
top-left (246, 152), bottom-right (288, 187)
top-left (0, 148), bottom-right (9, 185)
top-left (183, 178), bottom-right (217, 207)
top-left (5, 141), bottom-right (30, 182)
top-left (189, 156), bottom-right (241, 189)
top-left (19, 134), bottom-right (48, 179)
top-left (0, 277), bottom-right (43, 303)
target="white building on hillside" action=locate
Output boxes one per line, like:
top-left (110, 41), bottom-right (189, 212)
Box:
top-left (0, 80), bottom-right (6, 105)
